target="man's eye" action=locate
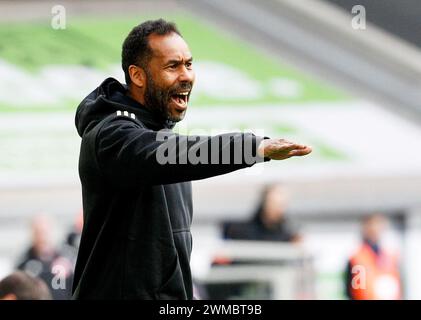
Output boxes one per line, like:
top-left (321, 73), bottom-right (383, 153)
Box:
top-left (186, 62), bottom-right (192, 68)
top-left (169, 64), bottom-right (177, 69)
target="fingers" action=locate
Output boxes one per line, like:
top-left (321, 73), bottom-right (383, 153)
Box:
top-left (288, 146), bottom-right (312, 156)
top-left (275, 141), bottom-right (298, 152)
top-left (280, 144), bottom-right (310, 153)
top-left (276, 139), bottom-right (308, 151)
top-left (266, 139), bottom-right (312, 160)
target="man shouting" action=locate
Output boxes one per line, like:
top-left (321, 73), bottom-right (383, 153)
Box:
top-left (73, 19), bottom-right (311, 299)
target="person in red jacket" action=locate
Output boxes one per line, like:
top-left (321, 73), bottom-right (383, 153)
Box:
top-left (345, 214), bottom-right (401, 300)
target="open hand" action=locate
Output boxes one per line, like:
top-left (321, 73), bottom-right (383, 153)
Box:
top-left (257, 138), bottom-right (312, 160)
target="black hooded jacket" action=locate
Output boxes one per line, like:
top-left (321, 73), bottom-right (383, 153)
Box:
top-left (73, 78), bottom-right (268, 299)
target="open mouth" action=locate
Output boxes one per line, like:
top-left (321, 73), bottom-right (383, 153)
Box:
top-left (170, 91), bottom-right (189, 110)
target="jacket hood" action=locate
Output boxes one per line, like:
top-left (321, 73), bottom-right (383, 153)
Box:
top-left (75, 77), bottom-right (176, 137)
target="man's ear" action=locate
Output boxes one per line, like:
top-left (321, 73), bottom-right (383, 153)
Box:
top-left (128, 65), bottom-right (146, 88)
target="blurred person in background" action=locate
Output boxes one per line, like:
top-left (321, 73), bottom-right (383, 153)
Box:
top-left (345, 213), bottom-right (401, 300)
top-left (222, 183), bottom-right (301, 242)
top-left (16, 214), bottom-right (74, 300)
top-left (0, 271), bottom-right (52, 300)
top-left (60, 210), bottom-right (83, 269)
top-left (213, 183), bottom-right (301, 299)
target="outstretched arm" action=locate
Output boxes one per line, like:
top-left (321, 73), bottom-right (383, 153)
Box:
top-left (96, 118), bottom-right (312, 188)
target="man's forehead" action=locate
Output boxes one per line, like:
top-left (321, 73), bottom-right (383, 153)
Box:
top-left (148, 32), bottom-right (192, 60)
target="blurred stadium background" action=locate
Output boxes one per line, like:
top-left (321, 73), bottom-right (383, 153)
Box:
top-left (1, 0), bottom-right (421, 299)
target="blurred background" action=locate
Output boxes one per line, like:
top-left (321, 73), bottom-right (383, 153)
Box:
top-left (1, 0), bottom-right (421, 299)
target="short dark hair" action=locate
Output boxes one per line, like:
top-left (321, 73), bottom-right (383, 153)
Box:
top-left (0, 271), bottom-right (52, 300)
top-left (122, 19), bottom-right (181, 84)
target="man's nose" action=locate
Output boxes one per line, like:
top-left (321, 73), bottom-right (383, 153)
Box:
top-left (179, 66), bottom-right (195, 83)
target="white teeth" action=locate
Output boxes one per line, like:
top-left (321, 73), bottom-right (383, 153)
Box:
top-left (172, 92), bottom-right (189, 107)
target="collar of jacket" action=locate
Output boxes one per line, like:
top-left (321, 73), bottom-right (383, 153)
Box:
top-left (100, 77), bottom-right (177, 131)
